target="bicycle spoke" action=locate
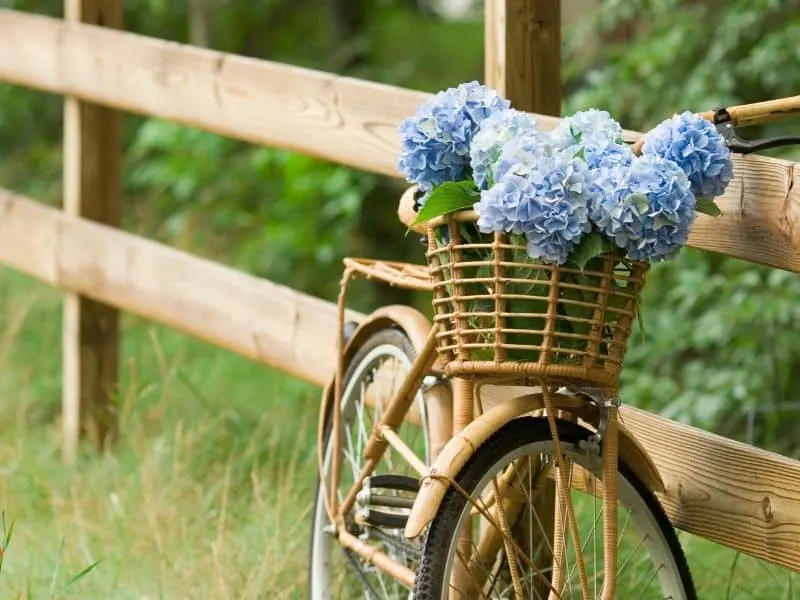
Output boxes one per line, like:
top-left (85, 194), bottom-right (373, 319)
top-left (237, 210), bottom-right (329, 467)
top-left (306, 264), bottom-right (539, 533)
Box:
top-left (634, 563), bottom-right (664, 600)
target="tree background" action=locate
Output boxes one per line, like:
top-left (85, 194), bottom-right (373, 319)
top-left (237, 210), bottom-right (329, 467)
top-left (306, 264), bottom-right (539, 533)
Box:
top-left (2, 0), bottom-right (800, 452)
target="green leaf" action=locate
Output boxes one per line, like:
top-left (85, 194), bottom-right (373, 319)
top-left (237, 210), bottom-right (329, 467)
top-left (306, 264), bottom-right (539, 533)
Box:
top-left (569, 231), bottom-right (615, 270)
top-left (411, 180), bottom-right (479, 226)
top-left (696, 198), bottom-right (722, 217)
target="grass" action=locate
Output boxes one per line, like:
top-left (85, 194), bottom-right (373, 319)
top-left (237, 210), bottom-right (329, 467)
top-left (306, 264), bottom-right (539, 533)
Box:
top-left (0, 269), bottom-right (320, 599)
top-left (0, 267), bottom-right (798, 599)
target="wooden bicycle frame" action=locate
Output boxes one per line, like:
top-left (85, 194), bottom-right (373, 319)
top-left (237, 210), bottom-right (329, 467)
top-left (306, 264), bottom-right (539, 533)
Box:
top-left (323, 286), bottom-right (628, 598)
top-left (320, 94), bottom-right (800, 598)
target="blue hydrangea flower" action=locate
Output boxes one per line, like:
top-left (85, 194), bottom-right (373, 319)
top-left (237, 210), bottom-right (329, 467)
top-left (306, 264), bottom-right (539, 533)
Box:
top-left (554, 109), bottom-right (624, 145)
top-left (553, 109), bottom-right (628, 168)
top-left (593, 155), bottom-right (696, 261)
top-left (592, 142), bottom-right (635, 170)
top-left (491, 131), bottom-right (558, 182)
top-left (474, 174), bottom-right (529, 234)
top-left (587, 162), bottom-right (630, 224)
top-left (474, 151), bottom-right (591, 264)
top-left (642, 111), bottom-right (733, 198)
top-left (397, 81), bottom-right (510, 192)
top-left (469, 108), bottom-right (539, 190)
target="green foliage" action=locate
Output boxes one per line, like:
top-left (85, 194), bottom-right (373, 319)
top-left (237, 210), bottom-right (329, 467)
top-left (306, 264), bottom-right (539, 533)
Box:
top-left (565, 0), bottom-right (800, 138)
top-left (564, 2), bottom-right (800, 449)
top-left (695, 198), bottom-right (722, 217)
top-left (2, 0), bottom-right (800, 451)
top-left (0, 511), bottom-right (14, 576)
top-left (569, 231), bottom-right (614, 270)
top-left (622, 249), bottom-right (800, 450)
top-left (126, 120), bottom-right (375, 297)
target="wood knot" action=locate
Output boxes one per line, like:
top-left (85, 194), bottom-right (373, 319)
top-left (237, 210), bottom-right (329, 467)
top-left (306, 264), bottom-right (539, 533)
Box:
top-left (761, 495), bottom-right (774, 522)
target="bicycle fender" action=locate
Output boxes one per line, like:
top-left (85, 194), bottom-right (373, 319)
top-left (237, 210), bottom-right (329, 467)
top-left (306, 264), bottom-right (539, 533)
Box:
top-left (404, 393), bottom-right (664, 539)
top-left (321, 305), bottom-right (432, 408)
top-left (320, 304), bottom-right (453, 457)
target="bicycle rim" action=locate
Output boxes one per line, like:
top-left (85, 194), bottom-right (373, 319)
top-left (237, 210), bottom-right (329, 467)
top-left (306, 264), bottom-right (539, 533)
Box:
top-left (310, 329), bottom-right (430, 599)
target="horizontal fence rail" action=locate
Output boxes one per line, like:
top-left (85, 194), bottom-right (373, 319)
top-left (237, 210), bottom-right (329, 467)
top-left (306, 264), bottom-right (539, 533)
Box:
top-left (2, 186), bottom-right (800, 571)
top-left (0, 9), bottom-right (461, 178)
top-left (0, 10), bottom-right (798, 273)
top-left (2, 4), bottom-right (800, 575)
top-left (622, 407), bottom-right (800, 571)
top-left (0, 189), bottom-right (360, 386)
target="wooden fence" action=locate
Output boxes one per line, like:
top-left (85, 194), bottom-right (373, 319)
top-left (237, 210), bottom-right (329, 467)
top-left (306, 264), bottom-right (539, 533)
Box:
top-left (1, 1), bottom-right (800, 574)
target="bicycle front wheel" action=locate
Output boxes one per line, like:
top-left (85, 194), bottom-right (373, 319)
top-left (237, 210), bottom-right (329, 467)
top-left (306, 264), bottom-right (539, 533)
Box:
top-left (414, 417), bottom-right (695, 599)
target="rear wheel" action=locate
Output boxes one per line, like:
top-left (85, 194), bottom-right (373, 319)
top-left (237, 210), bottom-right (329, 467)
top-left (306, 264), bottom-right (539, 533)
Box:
top-left (415, 417), bottom-right (695, 599)
top-left (309, 328), bottom-right (432, 599)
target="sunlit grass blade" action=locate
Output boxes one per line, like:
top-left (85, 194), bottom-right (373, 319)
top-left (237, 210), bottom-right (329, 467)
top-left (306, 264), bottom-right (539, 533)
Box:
top-left (48, 538), bottom-right (65, 599)
top-left (61, 560), bottom-right (101, 592)
top-left (0, 511), bottom-right (15, 576)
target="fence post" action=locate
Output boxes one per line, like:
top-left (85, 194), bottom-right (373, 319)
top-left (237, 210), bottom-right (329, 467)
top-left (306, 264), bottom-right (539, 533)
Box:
top-left (484, 0), bottom-right (561, 115)
top-left (484, 1), bottom-right (561, 594)
top-left (63, 0), bottom-right (123, 460)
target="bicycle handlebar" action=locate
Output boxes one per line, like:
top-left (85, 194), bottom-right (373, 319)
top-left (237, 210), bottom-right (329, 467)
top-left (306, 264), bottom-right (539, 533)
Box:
top-left (700, 94), bottom-right (800, 127)
top-left (632, 94), bottom-right (800, 154)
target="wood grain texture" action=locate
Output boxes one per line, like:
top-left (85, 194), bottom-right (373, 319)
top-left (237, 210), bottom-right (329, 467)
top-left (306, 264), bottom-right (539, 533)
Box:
top-left (478, 385), bottom-right (800, 571)
top-left (621, 406), bottom-right (800, 572)
top-left (0, 9), bottom-right (564, 178)
top-left (484, 1), bottom-right (561, 574)
top-left (1, 10), bottom-right (798, 270)
top-left (3, 187), bottom-right (800, 568)
top-left (688, 153), bottom-right (800, 271)
top-left (0, 10), bottom-right (463, 177)
top-left (62, 0), bottom-right (123, 459)
top-left (0, 189), bottom-right (361, 388)
top-left (484, 0), bottom-right (561, 115)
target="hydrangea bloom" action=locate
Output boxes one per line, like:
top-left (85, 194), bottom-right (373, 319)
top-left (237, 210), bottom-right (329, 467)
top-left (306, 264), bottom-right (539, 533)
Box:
top-left (554, 109), bottom-right (624, 144)
top-left (553, 109), bottom-right (628, 168)
top-left (593, 155), bottom-right (696, 261)
top-left (397, 81), bottom-right (510, 192)
top-left (474, 174), bottom-right (529, 234)
top-left (587, 162), bottom-right (630, 224)
top-left (474, 151), bottom-right (591, 264)
top-left (491, 131), bottom-right (559, 182)
top-left (592, 142), bottom-right (635, 170)
top-left (469, 108), bottom-right (539, 190)
top-left (642, 111), bottom-right (733, 198)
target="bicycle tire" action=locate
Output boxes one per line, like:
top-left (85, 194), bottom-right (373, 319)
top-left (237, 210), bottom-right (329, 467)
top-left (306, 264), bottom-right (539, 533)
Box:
top-left (414, 416), bottom-right (696, 599)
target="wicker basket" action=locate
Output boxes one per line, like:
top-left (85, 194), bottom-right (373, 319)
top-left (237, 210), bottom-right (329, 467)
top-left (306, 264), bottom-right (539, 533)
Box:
top-left (425, 211), bottom-right (649, 391)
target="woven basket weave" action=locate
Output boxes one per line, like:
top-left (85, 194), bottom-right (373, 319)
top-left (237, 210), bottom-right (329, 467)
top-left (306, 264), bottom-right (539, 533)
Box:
top-left (425, 211), bottom-right (649, 391)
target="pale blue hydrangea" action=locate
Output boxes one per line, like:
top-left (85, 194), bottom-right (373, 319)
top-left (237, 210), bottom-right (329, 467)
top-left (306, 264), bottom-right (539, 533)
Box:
top-left (592, 142), bottom-right (635, 170)
top-left (474, 151), bottom-right (591, 264)
top-left (642, 111), bottom-right (733, 198)
top-left (587, 162), bottom-right (629, 224)
top-left (397, 81), bottom-right (510, 192)
top-left (473, 174), bottom-right (529, 234)
top-left (553, 109), bottom-right (628, 168)
top-left (592, 155), bottom-right (696, 261)
top-left (491, 131), bottom-right (559, 182)
top-left (554, 109), bottom-right (624, 145)
top-left (469, 108), bottom-right (539, 190)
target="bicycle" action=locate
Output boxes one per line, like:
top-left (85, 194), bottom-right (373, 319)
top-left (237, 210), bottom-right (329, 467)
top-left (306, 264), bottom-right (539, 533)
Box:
top-left (309, 95), bottom-right (800, 599)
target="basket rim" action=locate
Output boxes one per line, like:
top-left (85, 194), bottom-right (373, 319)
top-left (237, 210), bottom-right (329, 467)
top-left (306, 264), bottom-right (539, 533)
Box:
top-left (425, 209), bottom-right (478, 228)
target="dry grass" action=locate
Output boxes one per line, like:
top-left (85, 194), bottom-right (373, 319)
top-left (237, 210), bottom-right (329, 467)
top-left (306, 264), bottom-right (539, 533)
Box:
top-left (0, 267), bottom-right (797, 599)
